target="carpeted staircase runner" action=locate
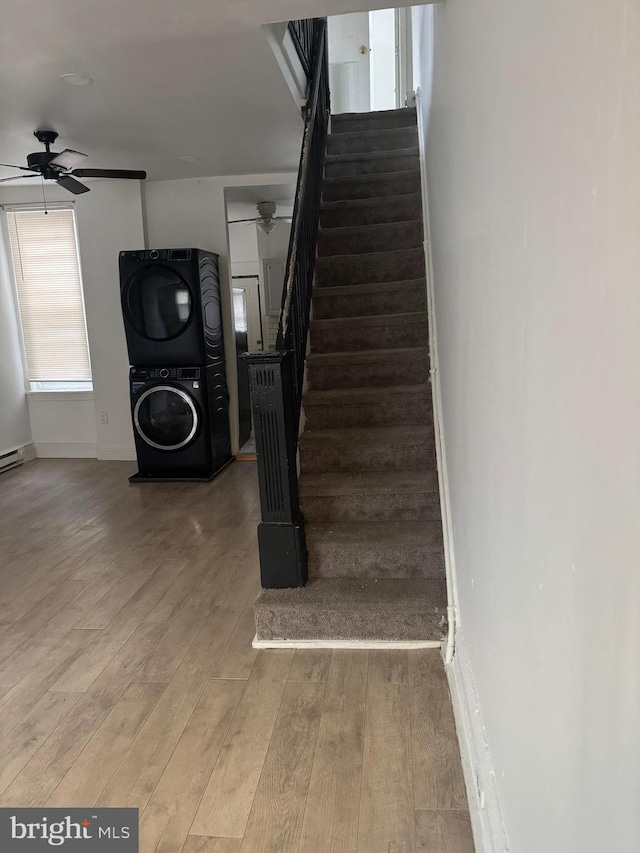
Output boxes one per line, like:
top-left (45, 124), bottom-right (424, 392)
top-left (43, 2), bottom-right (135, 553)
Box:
top-left (254, 107), bottom-right (448, 643)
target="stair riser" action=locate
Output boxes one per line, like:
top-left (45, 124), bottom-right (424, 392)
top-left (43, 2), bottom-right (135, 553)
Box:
top-left (321, 196), bottom-right (422, 230)
top-left (318, 220), bottom-right (423, 257)
top-left (308, 542), bottom-right (445, 579)
top-left (323, 171), bottom-right (421, 203)
top-left (311, 320), bottom-right (427, 353)
top-left (300, 437), bottom-right (436, 474)
top-left (317, 249), bottom-right (425, 288)
top-left (332, 111), bottom-right (417, 134)
top-left (327, 127), bottom-right (418, 155)
top-left (304, 396), bottom-right (432, 430)
top-left (313, 285), bottom-right (425, 319)
top-left (254, 606), bottom-right (444, 643)
top-left (301, 492), bottom-right (441, 523)
top-left (307, 353), bottom-right (430, 390)
top-left (325, 152), bottom-right (419, 179)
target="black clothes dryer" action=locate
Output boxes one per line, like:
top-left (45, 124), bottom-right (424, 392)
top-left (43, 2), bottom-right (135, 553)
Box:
top-left (129, 365), bottom-right (233, 481)
top-left (120, 249), bottom-right (223, 366)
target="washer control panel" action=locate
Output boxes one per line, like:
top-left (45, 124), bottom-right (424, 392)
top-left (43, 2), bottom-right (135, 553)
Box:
top-left (130, 366), bottom-right (201, 381)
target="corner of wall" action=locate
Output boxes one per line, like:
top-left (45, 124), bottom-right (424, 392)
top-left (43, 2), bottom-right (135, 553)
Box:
top-left (447, 629), bottom-right (511, 853)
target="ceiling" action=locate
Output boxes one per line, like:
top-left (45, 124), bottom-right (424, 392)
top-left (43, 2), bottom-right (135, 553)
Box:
top-left (0, 0), bottom-right (425, 184)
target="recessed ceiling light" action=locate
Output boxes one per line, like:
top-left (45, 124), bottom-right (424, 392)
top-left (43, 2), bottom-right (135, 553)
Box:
top-left (60, 73), bottom-right (93, 86)
top-left (178, 155), bottom-right (198, 163)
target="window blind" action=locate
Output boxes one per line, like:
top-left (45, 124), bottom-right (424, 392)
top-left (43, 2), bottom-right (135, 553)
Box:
top-left (6, 207), bottom-right (92, 384)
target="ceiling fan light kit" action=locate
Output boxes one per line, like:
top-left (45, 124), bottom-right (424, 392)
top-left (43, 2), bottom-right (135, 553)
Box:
top-left (0, 128), bottom-right (147, 195)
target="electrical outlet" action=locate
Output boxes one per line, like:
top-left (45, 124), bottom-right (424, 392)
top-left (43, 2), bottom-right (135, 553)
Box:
top-left (99, 411), bottom-right (109, 425)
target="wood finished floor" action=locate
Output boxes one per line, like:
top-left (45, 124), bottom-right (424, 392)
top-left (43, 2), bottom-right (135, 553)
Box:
top-left (0, 459), bottom-right (473, 853)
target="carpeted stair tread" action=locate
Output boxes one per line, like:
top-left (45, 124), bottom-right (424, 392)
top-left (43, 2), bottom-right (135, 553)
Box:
top-left (325, 147), bottom-right (418, 165)
top-left (306, 520), bottom-right (445, 579)
top-left (312, 279), bottom-right (427, 320)
top-left (325, 148), bottom-right (419, 178)
top-left (253, 577), bottom-right (447, 642)
top-left (312, 310), bottom-right (427, 329)
top-left (304, 382), bottom-right (429, 405)
top-left (318, 219), bottom-right (423, 256)
top-left (307, 346), bottom-right (429, 365)
top-left (316, 247), bottom-right (425, 287)
top-left (306, 347), bottom-right (430, 390)
top-left (300, 425), bottom-right (436, 474)
top-left (327, 125), bottom-right (418, 155)
top-left (321, 193), bottom-right (423, 229)
top-left (310, 311), bottom-right (428, 353)
top-left (299, 470), bottom-right (438, 497)
top-left (331, 107), bottom-right (418, 133)
top-left (323, 170), bottom-right (421, 203)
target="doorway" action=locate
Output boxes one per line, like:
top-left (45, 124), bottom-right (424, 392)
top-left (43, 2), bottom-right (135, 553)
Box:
top-left (327, 7), bottom-right (412, 114)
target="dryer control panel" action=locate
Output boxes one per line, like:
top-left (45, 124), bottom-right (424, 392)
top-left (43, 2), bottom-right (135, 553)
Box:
top-left (130, 366), bottom-right (201, 381)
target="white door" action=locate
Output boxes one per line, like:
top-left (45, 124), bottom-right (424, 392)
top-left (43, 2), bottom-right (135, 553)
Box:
top-left (232, 277), bottom-right (263, 352)
top-left (328, 12), bottom-right (370, 114)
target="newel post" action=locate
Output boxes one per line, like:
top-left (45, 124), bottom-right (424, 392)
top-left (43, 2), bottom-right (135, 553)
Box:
top-left (243, 350), bottom-right (308, 588)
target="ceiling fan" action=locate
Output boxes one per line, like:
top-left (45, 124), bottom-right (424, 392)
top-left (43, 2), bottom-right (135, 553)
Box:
top-left (0, 129), bottom-right (147, 195)
top-left (229, 201), bottom-right (292, 234)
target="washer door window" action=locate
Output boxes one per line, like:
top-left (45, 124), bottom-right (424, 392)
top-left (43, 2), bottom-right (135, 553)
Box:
top-left (124, 265), bottom-right (193, 340)
top-left (134, 386), bottom-right (199, 450)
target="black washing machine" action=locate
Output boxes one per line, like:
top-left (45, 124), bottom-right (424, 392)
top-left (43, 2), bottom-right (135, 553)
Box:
top-left (129, 365), bottom-right (233, 481)
top-left (119, 248), bottom-right (223, 366)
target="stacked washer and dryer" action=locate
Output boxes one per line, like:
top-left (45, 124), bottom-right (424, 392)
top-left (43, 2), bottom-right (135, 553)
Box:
top-left (119, 248), bottom-right (233, 481)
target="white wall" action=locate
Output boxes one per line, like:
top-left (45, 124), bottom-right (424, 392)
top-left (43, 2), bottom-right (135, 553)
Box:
top-left (0, 226), bottom-right (31, 455)
top-left (144, 173), bottom-right (296, 453)
top-left (414, 2), bottom-right (640, 852)
top-left (0, 181), bottom-right (145, 460)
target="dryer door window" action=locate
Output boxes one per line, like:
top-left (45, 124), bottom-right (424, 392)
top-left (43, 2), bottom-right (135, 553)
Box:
top-left (134, 386), bottom-right (199, 450)
top-left (124, 265), bottom-right (193, 340)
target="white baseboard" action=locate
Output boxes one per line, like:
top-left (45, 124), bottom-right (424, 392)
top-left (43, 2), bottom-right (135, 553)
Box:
top-left (253, 635), bottom-right (444, 651)
top-left (447, 629), bottom-right (510, 853)
top-left (97, 446), bottom-right (137, 461)
top-left (35, 443), bottom-right (97, 459)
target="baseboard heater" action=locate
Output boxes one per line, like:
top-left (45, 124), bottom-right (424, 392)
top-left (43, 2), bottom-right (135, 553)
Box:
top-left (0, 448), bottom-right (24, 475)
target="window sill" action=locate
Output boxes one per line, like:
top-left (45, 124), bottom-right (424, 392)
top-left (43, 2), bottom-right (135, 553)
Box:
top-left (27, 390), bottom-right (94, 403)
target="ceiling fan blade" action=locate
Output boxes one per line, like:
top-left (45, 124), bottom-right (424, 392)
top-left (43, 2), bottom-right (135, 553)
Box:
top-left (0, 163), bottom-right (37, 171)
top-left (57, 175), bottom-right (90, 195)
top-left (49, 149), bottom-right (88, 170)
top-left (228, 218), bottom-right (258, 223)
top-left (0, 174), bottom-right (39, 183)
top-left (71, 168), bottom-right (146, 180)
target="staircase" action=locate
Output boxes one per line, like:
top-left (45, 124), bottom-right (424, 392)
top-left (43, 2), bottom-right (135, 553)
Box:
top-left (254, 107), bottom-right (447, 643)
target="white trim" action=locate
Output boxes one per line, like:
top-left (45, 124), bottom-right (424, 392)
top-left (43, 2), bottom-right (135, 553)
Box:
top-left (415, 85), bottom-right (458, 665)
top-left (252, 636), bottom-right (444, 650)
top-left (35, 442), bottom-right (97, 459)
top-left (447, 630), bottom-right (510, 853)
top-left (97, 446), bottom-right (137, 461)
top-left (27, 390), bottom-right (94, 402)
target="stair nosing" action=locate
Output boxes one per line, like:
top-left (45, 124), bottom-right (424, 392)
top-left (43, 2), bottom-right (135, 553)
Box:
top-left (324, 168), bottom-right (421, 187)
top-left (300, 424), bottom-right (432, 441)
top-left (327, 124), bottom-right (418, 141)
top-left (303, 383), bottom-right (430, 404)
top-left (311, 311), bottom-right (427, 327)
top-left (321, 192), bottom-right (422, 211)
top-left (317, 246), bottom-right (424, 264)
top-left (307, 345), bottom-right (429, 362)
top-left (312, 278), bottom-right (425, 298)
top-left (300, 470), bottom-right (439, 496)
top-left (318, 219), bottom-right (422, 238)
top-left (325, 147), bottom-right (419, 164)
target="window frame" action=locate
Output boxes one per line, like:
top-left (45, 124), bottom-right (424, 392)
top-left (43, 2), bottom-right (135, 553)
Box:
top-left (2, 202), bottom-right (93, 396)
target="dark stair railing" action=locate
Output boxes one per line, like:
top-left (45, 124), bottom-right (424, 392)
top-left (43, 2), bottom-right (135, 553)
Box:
top-left (243, 17), bottom-right (329, 589)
